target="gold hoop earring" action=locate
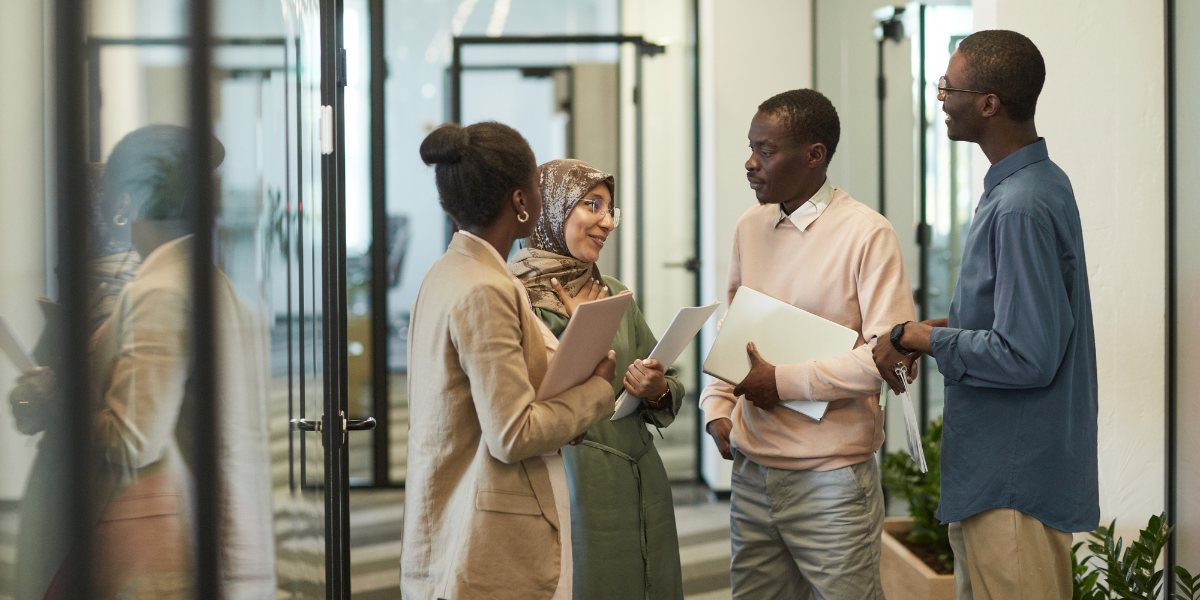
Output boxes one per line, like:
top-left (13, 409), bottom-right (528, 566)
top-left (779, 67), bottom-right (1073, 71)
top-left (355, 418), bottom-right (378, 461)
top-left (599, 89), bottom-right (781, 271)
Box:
top-left (113, 214), bottom-right (129, 227)
top-left (517, 210), bottom-right (530, 223)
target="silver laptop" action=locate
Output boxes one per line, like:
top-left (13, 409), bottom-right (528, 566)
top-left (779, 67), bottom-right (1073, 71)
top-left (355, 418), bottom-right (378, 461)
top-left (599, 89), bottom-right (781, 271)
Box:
top-left (703, 286), bottom-right (860, 421)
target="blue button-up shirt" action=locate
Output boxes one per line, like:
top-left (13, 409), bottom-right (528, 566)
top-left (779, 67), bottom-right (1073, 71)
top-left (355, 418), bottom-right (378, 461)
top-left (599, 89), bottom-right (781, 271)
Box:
top-left (930, 139), bottom-right (1099, 533)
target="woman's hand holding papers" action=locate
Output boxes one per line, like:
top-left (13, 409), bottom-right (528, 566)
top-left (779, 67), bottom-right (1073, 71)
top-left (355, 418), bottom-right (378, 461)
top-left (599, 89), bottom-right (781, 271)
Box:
top-left (624, 359), bottom-right (668, 404)
top-left (733, 342), bottom-right (782, 411)
top-left (550, 277), bottom-right (609, 317)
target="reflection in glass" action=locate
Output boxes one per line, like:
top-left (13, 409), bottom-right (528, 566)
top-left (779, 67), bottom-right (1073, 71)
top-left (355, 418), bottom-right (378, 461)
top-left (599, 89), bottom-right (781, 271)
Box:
top-left (1, 0), bottom-right (331, 598)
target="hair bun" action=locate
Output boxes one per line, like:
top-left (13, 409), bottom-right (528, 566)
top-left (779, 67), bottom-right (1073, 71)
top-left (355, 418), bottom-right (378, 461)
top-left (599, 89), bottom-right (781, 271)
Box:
top-left (420, 123), bottom-right (469, 165)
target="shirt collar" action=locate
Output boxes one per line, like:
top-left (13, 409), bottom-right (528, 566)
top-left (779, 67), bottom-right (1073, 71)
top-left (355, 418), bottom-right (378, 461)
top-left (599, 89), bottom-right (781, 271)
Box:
top-left (983, 138), bottom-right (1050, 198)
top-left (775, 178), bottom-right (834, 230)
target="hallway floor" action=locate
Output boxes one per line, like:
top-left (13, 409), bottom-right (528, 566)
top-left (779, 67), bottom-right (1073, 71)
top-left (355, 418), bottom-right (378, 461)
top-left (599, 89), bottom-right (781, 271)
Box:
top-left (347, 483), bottom-right (733, 599)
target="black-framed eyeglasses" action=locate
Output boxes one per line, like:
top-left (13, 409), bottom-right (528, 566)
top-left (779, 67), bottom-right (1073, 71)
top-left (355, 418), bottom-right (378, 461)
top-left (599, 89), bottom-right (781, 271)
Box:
top-left (937, 75), bottom-right (990, 98)
top-left (580, 199), bottom-right (621, 227)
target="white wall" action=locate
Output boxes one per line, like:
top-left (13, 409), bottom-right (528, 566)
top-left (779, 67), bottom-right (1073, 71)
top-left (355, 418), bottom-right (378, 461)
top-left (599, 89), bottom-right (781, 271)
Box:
top-left (697, 0), bottom-right (812, 490)
top-left (976, 0), bottom-right (1167, 542)
top-left (0, 0), bottom-right (47, 500)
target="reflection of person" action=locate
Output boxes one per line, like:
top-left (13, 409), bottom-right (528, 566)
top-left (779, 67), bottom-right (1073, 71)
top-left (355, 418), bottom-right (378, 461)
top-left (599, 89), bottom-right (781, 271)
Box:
top-left (401, 123), bottom-right (617, 600)
top-left (874, 31), bottom-right (1097, 600)
top-left (81, 127), bottom-right (275, 600)
top-left (508, 159), bottom-right (685, 600)
top-left (10, 124), bottom-right (275, 600)
top-left (699, 89), bottom-right (915, 599)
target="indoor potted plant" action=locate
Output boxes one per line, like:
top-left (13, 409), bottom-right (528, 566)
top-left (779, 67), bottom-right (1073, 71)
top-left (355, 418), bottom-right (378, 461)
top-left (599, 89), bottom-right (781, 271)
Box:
top-left (880, 417), bottom-right (954, 600)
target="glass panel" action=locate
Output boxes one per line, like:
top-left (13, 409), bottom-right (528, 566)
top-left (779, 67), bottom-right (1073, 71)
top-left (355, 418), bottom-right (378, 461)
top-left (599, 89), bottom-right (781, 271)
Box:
top-left (211, 0), bottom-right (329, 596)
top-left (917, 6), bottom-right (973, 423)
top-left (343, 0), bottom-right (376, 486)
top-left (0, 1), bottom-right (68, 598)
top-left (0, 1), bottom-right (333, 598)
top-left (1174, 0), bottom-right (1200, 574)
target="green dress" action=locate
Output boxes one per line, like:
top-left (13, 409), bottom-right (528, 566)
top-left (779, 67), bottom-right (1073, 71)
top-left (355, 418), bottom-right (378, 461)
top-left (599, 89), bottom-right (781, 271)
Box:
top-left (533, 276), bottom-right (685, 600)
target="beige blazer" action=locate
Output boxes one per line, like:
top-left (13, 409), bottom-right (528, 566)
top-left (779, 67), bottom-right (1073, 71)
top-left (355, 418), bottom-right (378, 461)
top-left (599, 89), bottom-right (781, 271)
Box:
top-left (400, 233), bottom-right (614, 600)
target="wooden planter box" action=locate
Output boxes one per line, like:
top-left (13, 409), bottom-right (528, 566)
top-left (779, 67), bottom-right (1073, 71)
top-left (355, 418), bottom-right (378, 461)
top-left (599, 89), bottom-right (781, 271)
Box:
top-left (881, 517), bottom-right (955, 600)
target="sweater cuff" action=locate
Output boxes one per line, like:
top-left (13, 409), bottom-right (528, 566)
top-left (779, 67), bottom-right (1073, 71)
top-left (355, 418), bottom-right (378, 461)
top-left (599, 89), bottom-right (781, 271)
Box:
top-left (699, 394), bottom-right (735, 427)
top-left (930, 327), bottom-right (967, 382)
top-left (774, 361), bottom-right (811, 402)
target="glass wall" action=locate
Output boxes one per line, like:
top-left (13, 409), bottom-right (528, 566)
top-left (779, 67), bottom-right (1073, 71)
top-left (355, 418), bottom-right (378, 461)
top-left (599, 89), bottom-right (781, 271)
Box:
top-left (1172, 0), bottom-right (1200, 578)
top-left (0, 0), bottom-right (332, 597)
top-left (915, 5), bottom-right (973, 424)
top-left (375, 0), bottom-right (699, 486)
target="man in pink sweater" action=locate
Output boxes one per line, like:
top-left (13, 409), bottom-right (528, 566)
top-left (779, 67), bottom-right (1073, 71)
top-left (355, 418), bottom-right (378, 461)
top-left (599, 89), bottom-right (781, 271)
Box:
top-left (700, 89), bottom-right (916, 599)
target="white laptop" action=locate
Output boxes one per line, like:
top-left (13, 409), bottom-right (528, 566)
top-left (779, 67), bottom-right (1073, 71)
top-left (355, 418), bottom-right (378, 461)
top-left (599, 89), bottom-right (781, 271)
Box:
top-left (702, 286), bottom-right (860, 421)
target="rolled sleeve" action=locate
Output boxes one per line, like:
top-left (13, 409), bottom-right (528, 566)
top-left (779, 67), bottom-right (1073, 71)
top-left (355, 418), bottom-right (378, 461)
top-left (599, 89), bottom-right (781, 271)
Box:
top-left (930, 327), bottom-right (967, 383)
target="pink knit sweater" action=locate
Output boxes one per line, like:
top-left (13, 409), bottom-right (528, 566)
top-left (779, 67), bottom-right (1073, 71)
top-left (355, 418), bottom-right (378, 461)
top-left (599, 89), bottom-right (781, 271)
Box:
top-left (700, 188), bottom-right (916, 471)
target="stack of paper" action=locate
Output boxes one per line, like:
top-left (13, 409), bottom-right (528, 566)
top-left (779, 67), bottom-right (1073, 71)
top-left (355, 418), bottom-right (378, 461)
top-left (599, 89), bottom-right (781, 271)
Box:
top-left (612, 300), bottom-right (720, 420)
top-left (893, 363), bottom-right (928, 473)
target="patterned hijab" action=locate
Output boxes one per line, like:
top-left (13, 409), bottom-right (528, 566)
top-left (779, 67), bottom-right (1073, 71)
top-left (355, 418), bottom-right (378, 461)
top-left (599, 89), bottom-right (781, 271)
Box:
top-left (508, 159), bottom-right (615, 316)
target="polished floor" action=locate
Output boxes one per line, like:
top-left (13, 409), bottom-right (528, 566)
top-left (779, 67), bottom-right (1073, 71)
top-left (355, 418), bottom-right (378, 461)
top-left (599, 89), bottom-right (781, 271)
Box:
top-left (0, 485), bottom-right (732, 600)
top-left (346, 484), bottom-right (733, 600)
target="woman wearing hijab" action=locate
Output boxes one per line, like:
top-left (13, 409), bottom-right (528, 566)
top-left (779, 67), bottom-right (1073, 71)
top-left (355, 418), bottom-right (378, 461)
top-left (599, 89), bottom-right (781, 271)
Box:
top-left (509, 159), bottom-right (685, 600)
top-left (402, 124), bottom-right (617, 600)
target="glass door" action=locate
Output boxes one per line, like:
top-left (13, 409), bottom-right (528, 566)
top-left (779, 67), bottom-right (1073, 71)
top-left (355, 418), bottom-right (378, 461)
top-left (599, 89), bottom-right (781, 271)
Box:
top-left (0, 0), bottom-right (359, 597)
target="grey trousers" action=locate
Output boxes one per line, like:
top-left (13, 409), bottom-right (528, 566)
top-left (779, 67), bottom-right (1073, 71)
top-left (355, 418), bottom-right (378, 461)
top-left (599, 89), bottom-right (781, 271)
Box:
top-left (728, 451), bottom-right (885, 600)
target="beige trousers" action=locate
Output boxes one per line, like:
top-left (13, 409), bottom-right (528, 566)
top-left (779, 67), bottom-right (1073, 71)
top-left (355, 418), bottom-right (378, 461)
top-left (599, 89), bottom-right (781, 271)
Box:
top-left (948, 508), bottom-right (1073, 600)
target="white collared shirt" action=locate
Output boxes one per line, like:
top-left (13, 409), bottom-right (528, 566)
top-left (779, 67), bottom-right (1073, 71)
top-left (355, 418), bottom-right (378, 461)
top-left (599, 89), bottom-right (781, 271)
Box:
top-left (775, 178), bottom-right (835, 231)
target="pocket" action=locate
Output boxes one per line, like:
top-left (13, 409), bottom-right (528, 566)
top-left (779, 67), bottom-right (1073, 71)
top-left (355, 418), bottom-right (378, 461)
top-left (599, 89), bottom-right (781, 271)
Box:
top-left (474, 490), bottom-right (543, 516)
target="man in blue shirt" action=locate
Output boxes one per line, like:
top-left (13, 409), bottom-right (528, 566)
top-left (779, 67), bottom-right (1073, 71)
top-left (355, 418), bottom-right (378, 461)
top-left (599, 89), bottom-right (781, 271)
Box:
top-left (872, 30), bottom-right (1098, 600)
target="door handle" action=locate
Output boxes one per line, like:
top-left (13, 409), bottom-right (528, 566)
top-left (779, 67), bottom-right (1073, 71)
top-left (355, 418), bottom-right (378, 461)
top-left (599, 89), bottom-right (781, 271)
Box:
top-left (291, 418), bottom-right (323, 432)
top-left (347, 417), bottom-right (376, 431)
top-left (290, 413), bottom-right (376, 445)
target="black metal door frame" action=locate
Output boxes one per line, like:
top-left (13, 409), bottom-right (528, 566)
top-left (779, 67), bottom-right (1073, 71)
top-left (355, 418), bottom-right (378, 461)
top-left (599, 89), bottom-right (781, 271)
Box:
top-left (448, 35), bottom-right (665, 311)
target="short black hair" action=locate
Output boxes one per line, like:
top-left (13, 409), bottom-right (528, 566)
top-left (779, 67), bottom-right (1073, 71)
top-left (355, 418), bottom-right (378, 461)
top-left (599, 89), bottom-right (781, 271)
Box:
top-left (956, 30), bottom-right (1045, 122)
top-left (420, 121), bottom-right (537, 229)
top-left (757, 89), bottom-right (840, 165)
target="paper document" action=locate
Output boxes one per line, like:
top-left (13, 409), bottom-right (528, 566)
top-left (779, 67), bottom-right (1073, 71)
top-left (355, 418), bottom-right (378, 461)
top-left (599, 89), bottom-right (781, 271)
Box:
top-left (0, 316), bottom-right (37, 371)
top-left (535, 291), bottom-right (633, 402)
top-left (612, 300), bottom-right (720, 420)
top-left (703, 287), bottom-right (859, 421)
top-left (893, 363), bottom-right (928, 473)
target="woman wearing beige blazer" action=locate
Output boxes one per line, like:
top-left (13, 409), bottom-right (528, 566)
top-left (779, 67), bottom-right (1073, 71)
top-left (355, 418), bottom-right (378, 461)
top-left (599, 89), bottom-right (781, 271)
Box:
top-left (401, 122), bottom-right (617, 600)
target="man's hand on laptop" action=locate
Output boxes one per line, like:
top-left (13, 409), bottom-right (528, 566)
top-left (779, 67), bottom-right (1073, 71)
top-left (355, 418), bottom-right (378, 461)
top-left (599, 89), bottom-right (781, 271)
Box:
top-left (733, 342), bottom-right (781, 411)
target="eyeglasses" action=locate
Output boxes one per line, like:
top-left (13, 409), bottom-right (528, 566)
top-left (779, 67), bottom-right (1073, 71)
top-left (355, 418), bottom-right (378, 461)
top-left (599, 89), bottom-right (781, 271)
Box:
top-left (580, 199), bottom-right (621, 227)
top-left (937, 75), bottom-right (990, 99)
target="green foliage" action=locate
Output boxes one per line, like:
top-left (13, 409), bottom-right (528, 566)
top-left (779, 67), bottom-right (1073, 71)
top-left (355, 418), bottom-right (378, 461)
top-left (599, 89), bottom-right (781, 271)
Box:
top-left (1070, 512), bottom-right (1200, 600)
top-left (1172, 565), bottom-right (1200, 600)
top-left (880, 416), bottom-right (952, 572)
top-left (1171, 564), bottom-right (1200, 600)
top-left (1074, 541), bottom-right (1105, 600)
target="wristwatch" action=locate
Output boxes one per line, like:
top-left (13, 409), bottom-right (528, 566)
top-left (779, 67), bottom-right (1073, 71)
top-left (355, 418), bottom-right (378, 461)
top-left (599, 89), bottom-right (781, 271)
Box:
top-left (890, 322), bottom-right (916, 356)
